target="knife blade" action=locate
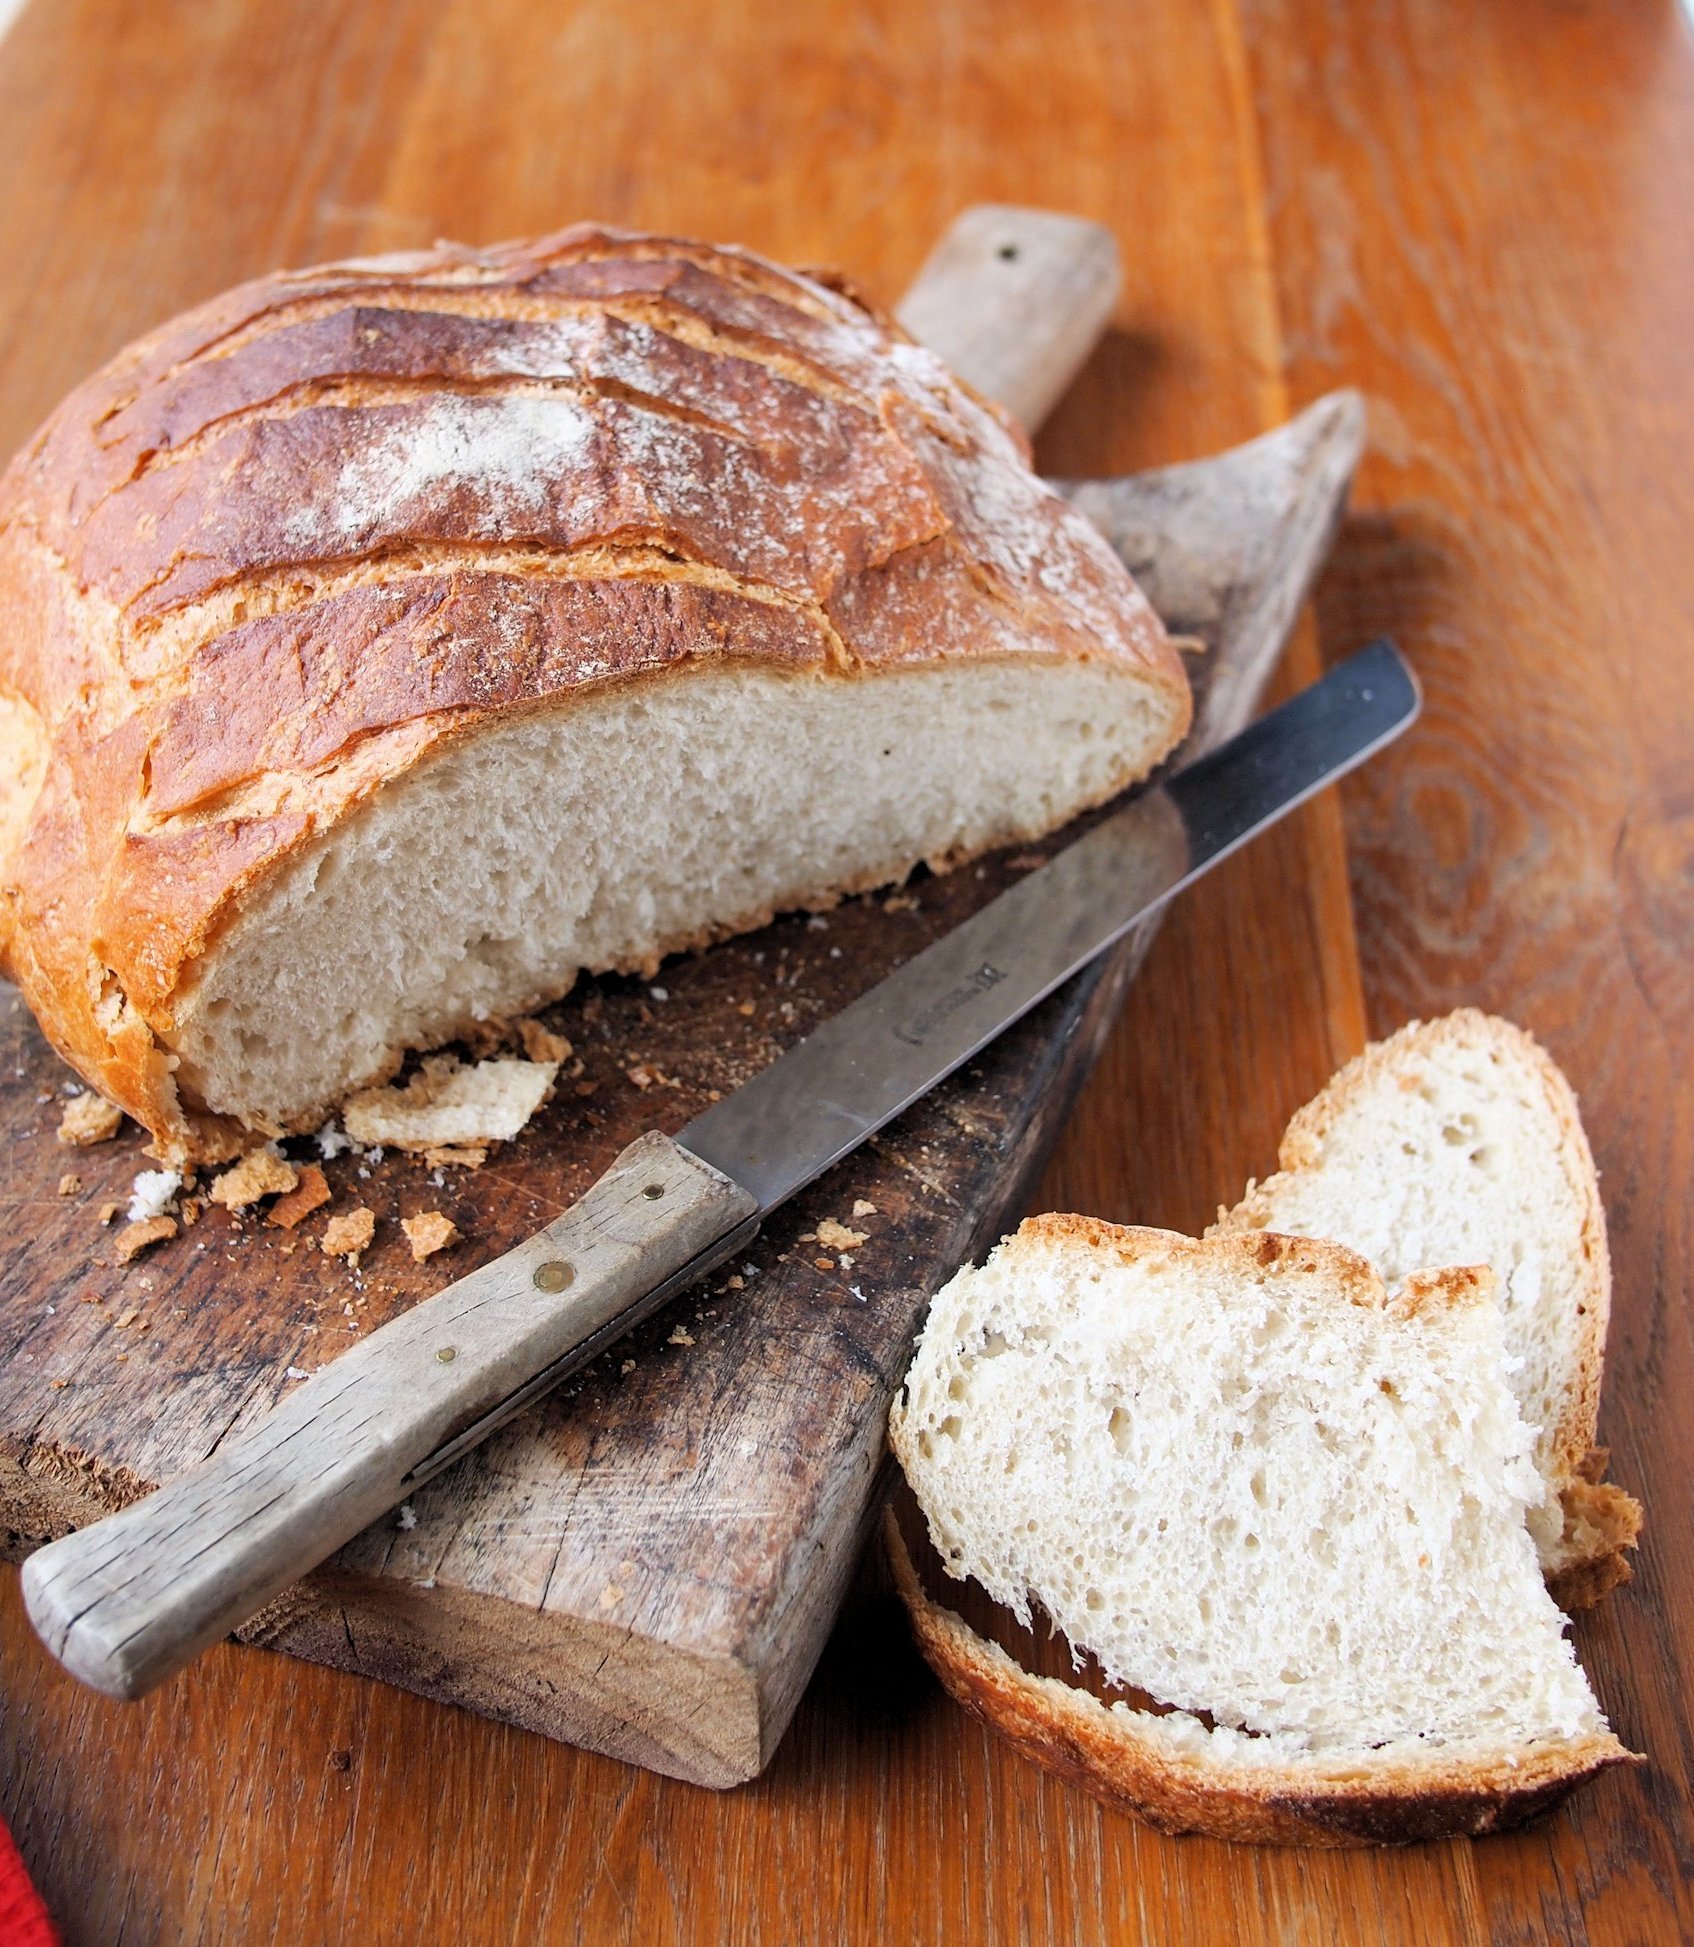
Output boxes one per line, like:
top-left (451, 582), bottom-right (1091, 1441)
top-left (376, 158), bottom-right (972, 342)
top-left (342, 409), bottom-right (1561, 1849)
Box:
top-left (22, 639), bottom-right (1418, 1701)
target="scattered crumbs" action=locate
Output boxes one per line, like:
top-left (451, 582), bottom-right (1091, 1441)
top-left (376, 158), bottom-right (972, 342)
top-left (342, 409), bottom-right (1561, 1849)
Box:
top-left (816, 1218), bottom-right (867, 1251)
top-left (725, 1274), bottom-right (744, 1291)
top-left (267, 1164), bottom-right (331, 1229)
top-left (813, 1257), bottom-right (835, 1272)
top-left (402, 1210), bottom-right (460, 1262)
top-left (851, 1200), bottom-right (878, 1219)
top-left (648, 985), bottom-right (669, 1003)
top-left (285, 1366), bottom-right (310, 1381)
top-left (423, 1144), bottom-right (487, 1170)
top-left (58, 1093), bottom-right (123, 1146)
top-left (626, 1064), bottom-right (656, 1090)
top-left (1007, 852), bottom-right (1047, 871)
top-left (806, 915), bottom-right (828, 931)
top-left (322, 1207), bottom-right (376, 1263)
top-left (114, 1216), bottom-right (175, 1262)
top-left (115, 1307), bottom-right (139, 1329)
top-left (396, 1502), bottom-right (418, 1532)
top-left (883, 893), bottom-right (918, 913)
top-left (180, 1197), bottom-right (202, 1227)
top-left (598, 1583), bottom-right (625, 1609)
top-left (574, 1081), bottom-right (598, 1098)
top-left (829, 946), bottom-right (842, 958)
top-left (49, 1378), bottom-right (68, 1391)
top-left (127, 1169), bottom-right (182, 1223)
top-left (57, 1173), bottom-right (81, 1197)
top-left (705, 1088), bottom-right (722, 1103)
top-left (849, 1285), bottom-right (868, 1303)
top-left (742, 1264), bottom-right (759, 1279)
top-left (315, 1120), bottom-right (353, 1160)
top-left (620, 1358), bottom-right (636, 1375)
top-left (517, 1018), bottom-right (573, 1065)
top-left (44, 1304), bottom-right (55, 1315)
top-left (667, 1325), bottom-right (694, 1347)
top-left (736, 1001), bottom-right (756, 1018)
top-left (211, 1147), bottom-right (298, 1210)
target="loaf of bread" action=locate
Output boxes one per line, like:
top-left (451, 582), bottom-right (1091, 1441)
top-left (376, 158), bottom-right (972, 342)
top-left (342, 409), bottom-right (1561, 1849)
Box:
top-left (888, 1218), bottom-right (1635, 1845)
top-left (0, 226), bottom-right (1190, 1162)
top-left (1210, 1011), bottom-right (1640, 1608)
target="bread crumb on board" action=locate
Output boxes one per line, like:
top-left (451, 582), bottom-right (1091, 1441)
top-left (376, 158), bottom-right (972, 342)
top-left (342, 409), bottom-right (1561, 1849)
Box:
top-left (127, 1169), bottom-right (182, 1223)
top-left (851, 1199), bottom-right (878, 1219)
top-left (57, 1173), bottom-right (82, 1197)
top-left (424, 1145), bottom-right (487, 1170)
top-left (267, 1164), bottom-right (331, 1229)
top-left (402, 1211), bottom-right (460, 1262)
top-left (97, 1201), bottom-right (123, 1225)
top-left (344, 1055), bottom-right (556, 1150)
top-left (58, 1093), bottom-right (123, 1146)
top-left (114, 1216), bottom-right (176, 1262)
top-left (211, 1147), bottom-right (298, 1210)
top-left (816, 1218), bottom-right (868, 1251)
top-left (517, 1019), bottom-right (573, 1065)
top-left (322, 1207), bottom-right (376, 1263)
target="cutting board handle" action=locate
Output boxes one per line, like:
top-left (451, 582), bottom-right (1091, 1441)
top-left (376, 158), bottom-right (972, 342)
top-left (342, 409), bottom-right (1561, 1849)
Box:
top-left (22, 1134), bottom-right (758, 1700)
top-left (895, 204), bottom-right (1122, 431)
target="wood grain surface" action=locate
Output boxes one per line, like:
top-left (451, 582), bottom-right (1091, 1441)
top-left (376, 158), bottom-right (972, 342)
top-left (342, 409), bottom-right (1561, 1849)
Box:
top-left (0, 0), bottom-right (1689, 1942)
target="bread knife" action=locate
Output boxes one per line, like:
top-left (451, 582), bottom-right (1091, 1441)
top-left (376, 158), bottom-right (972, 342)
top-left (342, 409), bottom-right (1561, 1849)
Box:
top-left (23, 638), bottom-right (1419, 1701)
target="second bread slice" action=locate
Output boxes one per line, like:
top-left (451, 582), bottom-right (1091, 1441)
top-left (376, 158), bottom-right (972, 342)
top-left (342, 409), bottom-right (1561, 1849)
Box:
top-left (1210, 1011), bottom-right (1639, 1605)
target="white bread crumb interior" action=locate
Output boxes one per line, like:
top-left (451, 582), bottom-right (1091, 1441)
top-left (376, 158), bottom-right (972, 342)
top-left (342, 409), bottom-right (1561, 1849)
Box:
top-left (169, 658), bottom-right (1169, 1133)
top-left (890, 1220), bottom-right (1614, 1766)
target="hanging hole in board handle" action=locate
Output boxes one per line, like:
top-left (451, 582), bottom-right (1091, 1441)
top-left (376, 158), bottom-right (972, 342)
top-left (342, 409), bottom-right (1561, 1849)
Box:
top-left (643, 1182), bottom-right (666, 1200)
top-left (997, 243), bottom-right (1019, 261)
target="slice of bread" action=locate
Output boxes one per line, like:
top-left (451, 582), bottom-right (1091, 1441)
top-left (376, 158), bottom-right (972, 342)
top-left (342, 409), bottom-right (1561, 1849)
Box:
top-left (1209, 1011), bottom-right (1640, 1607)
top-left (887, 1218), bottom-right (1635, 1845)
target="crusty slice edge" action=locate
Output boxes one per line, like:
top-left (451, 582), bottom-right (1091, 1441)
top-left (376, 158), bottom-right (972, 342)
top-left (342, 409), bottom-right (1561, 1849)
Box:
top-left (1212, 1009), bottom-right (1640, 1607)
top-left (885, 1511), bottom-right (1636, 1847)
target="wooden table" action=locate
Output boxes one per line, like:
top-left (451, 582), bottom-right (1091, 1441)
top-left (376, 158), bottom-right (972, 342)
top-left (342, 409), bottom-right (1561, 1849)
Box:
top-left (1, 0), bottom-right (1690, 1939)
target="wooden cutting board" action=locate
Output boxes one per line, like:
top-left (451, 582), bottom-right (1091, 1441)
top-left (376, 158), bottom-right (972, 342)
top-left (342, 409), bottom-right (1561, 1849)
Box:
top-left (0, 208), bottom-right (1363, 1787)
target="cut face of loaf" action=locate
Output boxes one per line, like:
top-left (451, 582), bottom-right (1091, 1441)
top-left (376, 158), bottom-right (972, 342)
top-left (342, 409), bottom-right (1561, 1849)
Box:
top-left (1209, 1011), bottom-right (1640, 1602)
top-left (888, 1219), bottom-right (1632, 1842)
top-left (0, 225), bottom-right (1190, 1161)
top-left (170, 656), bottom-right (1169, 1126)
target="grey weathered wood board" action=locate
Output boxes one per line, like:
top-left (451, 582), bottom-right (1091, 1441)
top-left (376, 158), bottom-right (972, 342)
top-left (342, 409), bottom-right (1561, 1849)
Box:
top-left (0, 212), bottom-right (1363, 1785)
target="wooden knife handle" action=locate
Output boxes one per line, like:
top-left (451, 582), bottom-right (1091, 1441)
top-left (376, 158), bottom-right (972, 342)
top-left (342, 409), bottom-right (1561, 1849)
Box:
top-left (895, 204), bottom-right (1122, 432)
top-left (21, 1134), bottom-right (757, 1701)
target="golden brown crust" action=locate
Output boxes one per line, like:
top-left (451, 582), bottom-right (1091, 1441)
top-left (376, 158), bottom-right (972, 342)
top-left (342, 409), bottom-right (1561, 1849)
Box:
top-left (885, 1509), bottom-right (1634, 1847)
top-left (1011, 1212), bottom-right (1495, 1326)
top-left (0, 224), bottom-right (1189, 1160)
top-left (1213, 1010), bottom-right (1634, 1604)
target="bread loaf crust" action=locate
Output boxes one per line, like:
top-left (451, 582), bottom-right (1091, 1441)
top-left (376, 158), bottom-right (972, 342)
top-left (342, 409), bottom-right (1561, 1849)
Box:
top-left (0, 226), bottom-right (1188, 1158)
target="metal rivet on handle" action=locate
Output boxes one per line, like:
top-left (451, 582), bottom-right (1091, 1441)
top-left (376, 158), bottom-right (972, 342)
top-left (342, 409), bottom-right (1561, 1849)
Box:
top-left (436, 1346), bottom-right (457, 1364)
top-left (533, 1260), bottom-right (574, 1293)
